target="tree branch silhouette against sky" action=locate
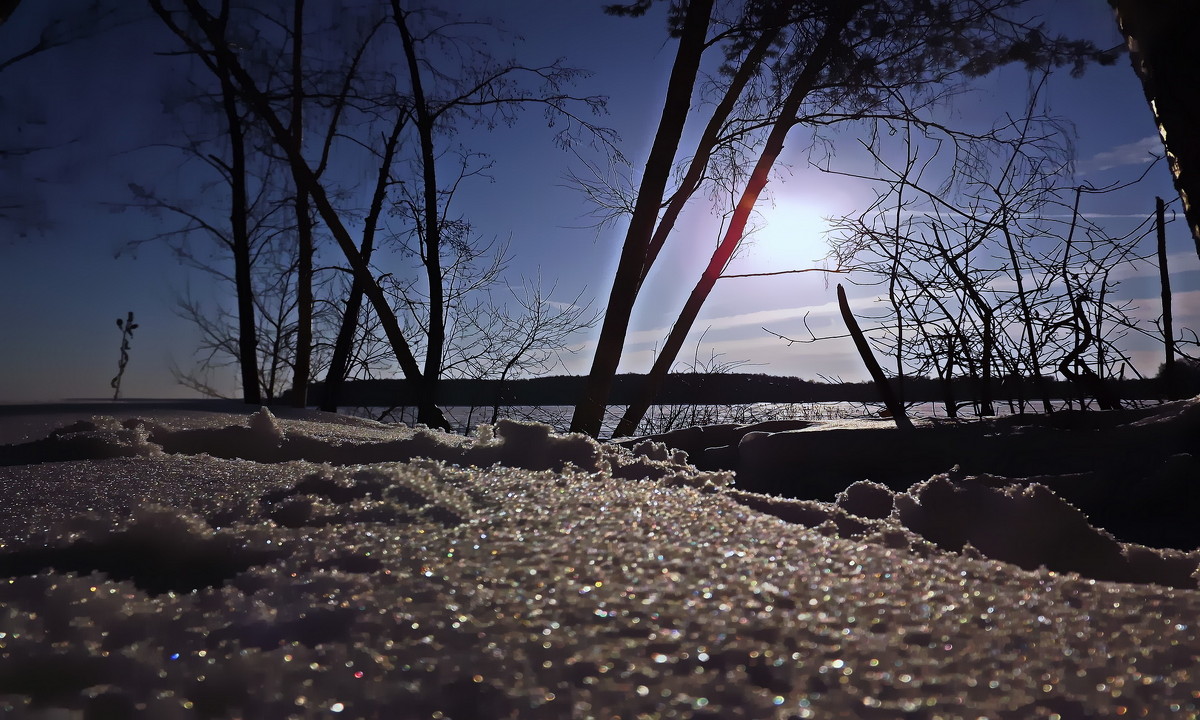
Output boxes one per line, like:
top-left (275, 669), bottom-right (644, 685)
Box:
top-left (1, 0), bottom-right (1196, 407)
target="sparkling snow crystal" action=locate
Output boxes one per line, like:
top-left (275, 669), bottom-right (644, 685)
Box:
top-left (1, 404), bottom-right (1198, 719)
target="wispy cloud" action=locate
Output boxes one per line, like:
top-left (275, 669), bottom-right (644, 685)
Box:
top-left (1121, 288), bottom-right (1200, 324)
top-left (1081, 135), bottom-right (1162, 173)
top-left (612, 295), bottom-right (887, 350)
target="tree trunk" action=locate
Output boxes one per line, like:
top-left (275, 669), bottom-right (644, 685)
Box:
top-left (290, 0), bottom-right (312, 408)
top-left (977, 314), bottom-right (996, 417)
top-left (321, 285), bottom-right (362, 412)
top-left (293, 188), bottom-right (313, 406)
top-left (1110, 0), bottom-right (1200, 258)
top-left (929, 226), bottom-right (994, 416)
top-left (888, 196), bottom-right (906, 406)
top-left (640, 19), bottom-right (783, 281)
top-left (612, 10), bottom-right (853, 438)
top-left (394, 1), bottom-right (446, 425)
top-left (939, 343), bottom-right (957, 419)
top-left (569, 0), bottom-right (715, 437)
top-left (215, 1), bottom-right (261, 405)
top-left (167, 0), bottom-right (449, 429)
top-left (1156, 195), bottom-right (1177, 398)
top-left (0, 1), bottom-right (21, 26)
top-left (838, 284), bottom-right (913, 430)
top-left (320, 115), bottom-right (405, 412)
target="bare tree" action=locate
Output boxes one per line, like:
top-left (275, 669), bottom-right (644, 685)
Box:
top-left (126, 0), bottom-right (329, 404)
top-left (122, 116), bottom-right (281, 405)
top-left (149, 0), bottom-right (610, 428)
top-left (570, 0), bottom-right (715, 437)
top-left (215, 5), bottom-right (265, 404)
top-left (572, 0), bottom-right (1114, 437)
top-left (471, 280), bottom-right (597, 425)
top-left (152, 0), bottom-right (441, 422)
top-left (374, 167), bottom-right (597, 426)
top-left (382, 2), bottom-right (612, 423)
top-left (823, 91), bottom-right (1158, 414)
top-left (169, 239), bottom-right (318, 402)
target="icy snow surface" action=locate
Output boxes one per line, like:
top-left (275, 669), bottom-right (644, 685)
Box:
top-left (0, 402), bottom-right (1199, 719)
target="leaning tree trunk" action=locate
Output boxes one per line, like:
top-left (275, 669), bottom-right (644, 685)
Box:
top-left (569, 0), bottom-right (715, 437)
top-left (838, 284), bottom-right (913, 430)
top-left (639, 18), bottom-right (784, 281)
top-left (1110, 0), bottom-right (1200, 258)
top-left (611, 10), bottom-right (856, 438)
top-left (320, 114), bottom-right (405, 412)
top-left (0, 1), bottom-right (20, 25)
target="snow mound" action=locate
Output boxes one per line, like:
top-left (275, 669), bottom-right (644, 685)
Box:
top-left (0, 416), bottom-right (163, 465)
top-left (631, 396), bottom-right (1200, 550)
top-left (0, 504), bottom-right (282, 596)
top-left (2, 410), bottom-right (711, 480)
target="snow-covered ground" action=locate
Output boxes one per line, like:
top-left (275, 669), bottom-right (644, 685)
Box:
top-left (0, 401), bottom-right (1198, 719)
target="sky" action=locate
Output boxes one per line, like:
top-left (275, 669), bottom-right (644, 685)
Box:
top-left (1, 0), bottom-right (1197, 403)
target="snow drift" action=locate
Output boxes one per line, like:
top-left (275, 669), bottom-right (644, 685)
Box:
top-left (0, 401), bottom-right (1198, 719)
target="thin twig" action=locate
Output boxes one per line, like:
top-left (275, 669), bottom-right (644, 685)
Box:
top-left (720, 268), bottom-right (848, 279)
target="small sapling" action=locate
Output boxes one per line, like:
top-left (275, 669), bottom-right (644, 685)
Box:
top-left (111, 311), bottom-right (138, 400)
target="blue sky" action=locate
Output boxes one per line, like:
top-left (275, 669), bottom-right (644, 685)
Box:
top-left (1, 0), bottom-right (1196, 402)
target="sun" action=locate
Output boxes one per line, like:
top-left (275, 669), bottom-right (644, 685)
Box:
top-left (734, 198), bottom-right (834, 275)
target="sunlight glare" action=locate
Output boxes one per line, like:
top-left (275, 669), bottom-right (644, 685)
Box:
top-left (738, 199), bottom-right (833, 275)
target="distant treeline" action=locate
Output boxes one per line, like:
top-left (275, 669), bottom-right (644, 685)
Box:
top-left (284, 372), bottom-right (1190, 408)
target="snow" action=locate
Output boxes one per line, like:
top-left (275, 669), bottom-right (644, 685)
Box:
top-left (1, 401), bottom-right (1199, 719)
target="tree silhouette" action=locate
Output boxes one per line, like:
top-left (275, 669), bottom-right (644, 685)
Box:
top-left (569, 0), bottom-right (715, 437)
top-left (572, 0), bottom-right (1114, 437)
top-left (149, 0), bottom-right (610, 426)
top-left (822, 87), bottom-right (1159, 415)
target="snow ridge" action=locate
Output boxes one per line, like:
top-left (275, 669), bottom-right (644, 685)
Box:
top-left (0, 406), bottom-right (1197, 718)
